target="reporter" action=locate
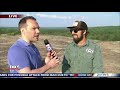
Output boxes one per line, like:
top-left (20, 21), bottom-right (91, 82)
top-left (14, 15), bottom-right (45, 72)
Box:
top-left (7, 16), bottom-right (60, 74)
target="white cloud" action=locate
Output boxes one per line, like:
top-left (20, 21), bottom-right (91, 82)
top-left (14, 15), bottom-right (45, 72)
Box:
top-left (82, 16), bottom-right (85, 19)
top-left (36, 13), bottom-right (71, 20)
top-left (26, 13), bottom-right (31, 16)
top-left (71, 15), bottom-right (88, 21)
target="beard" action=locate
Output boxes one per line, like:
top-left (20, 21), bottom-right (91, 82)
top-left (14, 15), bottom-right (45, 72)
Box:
top-left (72, 34), bottom-right (83, 44)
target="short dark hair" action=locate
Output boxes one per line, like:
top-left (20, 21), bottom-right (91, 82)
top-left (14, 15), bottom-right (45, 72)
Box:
top-left (18, 16), bottom-right (36, 30)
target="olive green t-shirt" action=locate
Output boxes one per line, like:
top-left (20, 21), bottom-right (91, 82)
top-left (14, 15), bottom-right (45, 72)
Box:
top-left (62, 39), bottom-right (104, 73)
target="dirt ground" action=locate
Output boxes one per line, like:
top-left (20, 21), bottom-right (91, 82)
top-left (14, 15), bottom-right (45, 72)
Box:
top-left (0, 34), bottom-right (120, 73)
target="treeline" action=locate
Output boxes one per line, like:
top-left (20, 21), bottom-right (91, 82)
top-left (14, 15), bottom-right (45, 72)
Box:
top-left (0, 26), bottom-right (120, 41)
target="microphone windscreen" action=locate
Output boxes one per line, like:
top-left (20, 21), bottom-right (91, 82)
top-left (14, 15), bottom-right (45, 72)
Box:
top-left (44, 39), bottom-right (49, 45)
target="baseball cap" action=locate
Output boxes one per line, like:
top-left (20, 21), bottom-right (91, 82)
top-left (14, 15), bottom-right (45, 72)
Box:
top-left (67, 21), bottom-right (88, 30)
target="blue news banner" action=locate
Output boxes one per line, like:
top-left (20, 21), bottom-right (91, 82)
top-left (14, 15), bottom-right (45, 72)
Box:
top-left (0, 73), bottom-right (120, 78)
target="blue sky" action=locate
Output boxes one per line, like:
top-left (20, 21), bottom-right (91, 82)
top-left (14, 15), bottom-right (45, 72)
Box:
top-left (0, 12), bottom-right (120, 27)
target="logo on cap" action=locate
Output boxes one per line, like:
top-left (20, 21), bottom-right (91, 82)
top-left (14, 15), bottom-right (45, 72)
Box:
top-left (72, 21), bottom-right (79, 26)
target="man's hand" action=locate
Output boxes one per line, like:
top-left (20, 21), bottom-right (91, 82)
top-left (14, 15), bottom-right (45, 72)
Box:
top-left (46, 56), bottom-right (60, 69)
top-left (45, 50), bottom-right (58, 64)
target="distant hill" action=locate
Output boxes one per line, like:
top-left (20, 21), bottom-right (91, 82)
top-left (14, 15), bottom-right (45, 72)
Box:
top-left (0, 26), bottom-right (120, 41)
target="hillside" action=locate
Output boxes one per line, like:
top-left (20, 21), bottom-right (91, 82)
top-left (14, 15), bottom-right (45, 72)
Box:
top-left (0, 34), bottom-right (120, 73)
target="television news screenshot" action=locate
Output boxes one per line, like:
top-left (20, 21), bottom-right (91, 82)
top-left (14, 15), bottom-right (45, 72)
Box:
top-left (0, 12), bottom-right (120, 78)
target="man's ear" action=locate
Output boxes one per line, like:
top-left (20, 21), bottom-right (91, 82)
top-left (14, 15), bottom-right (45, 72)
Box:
top-left (83, 30), bottom-right (87, 35)
top-left (20, 28), bottom-right (25, 34)
top-left (20, 27), bottom-right (25, 32)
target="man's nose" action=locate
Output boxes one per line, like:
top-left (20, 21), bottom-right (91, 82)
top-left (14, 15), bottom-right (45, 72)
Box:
top-left (36, 28), bottom-right (40, 34)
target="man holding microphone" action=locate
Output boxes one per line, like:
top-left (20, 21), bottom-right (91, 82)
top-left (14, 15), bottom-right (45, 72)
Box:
top-left (7, 16), bottom-right (60, 74)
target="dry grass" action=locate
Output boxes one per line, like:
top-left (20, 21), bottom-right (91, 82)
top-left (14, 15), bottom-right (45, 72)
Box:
top-left (0, 34), bottom-right (120, 73)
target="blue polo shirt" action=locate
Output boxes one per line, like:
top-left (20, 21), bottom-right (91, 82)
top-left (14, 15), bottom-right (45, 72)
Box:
top-left (7, 39), bottom-right (43, 73)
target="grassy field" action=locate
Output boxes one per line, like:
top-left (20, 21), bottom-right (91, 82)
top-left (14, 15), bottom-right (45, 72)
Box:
top-left (0, 34), bottom-right (120, 73)
top-left (0, 26), bottom-right (120, 74)
top-left (0, 26), bottom-right (120, 41)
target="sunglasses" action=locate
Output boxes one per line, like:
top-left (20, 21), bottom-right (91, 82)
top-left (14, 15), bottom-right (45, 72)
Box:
top-left (70, 28), bottom-right (84, 33)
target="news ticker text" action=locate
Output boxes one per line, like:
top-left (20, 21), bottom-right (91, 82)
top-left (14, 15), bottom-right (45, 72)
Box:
top-left (0, 73), bottom-right (120, 78)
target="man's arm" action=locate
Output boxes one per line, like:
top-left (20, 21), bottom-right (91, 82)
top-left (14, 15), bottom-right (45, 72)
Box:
top-left (18, 56), bottom-right (59, 73)
top-left (62, 48), bottom-right (71, 73)
top-left (8, 46), bottom-right (59, 73)
top-left (62, 56), bottom-right (71, 73)
top-left (92, 45), bottom-right (104, 73)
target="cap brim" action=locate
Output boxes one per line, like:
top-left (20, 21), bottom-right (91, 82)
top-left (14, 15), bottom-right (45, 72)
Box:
top-left (67, 27), bottom-right (73, 28)
top-left (67, 26), bottom-right (79, 29)
top-left (67, 26), bottom-right (77, 28)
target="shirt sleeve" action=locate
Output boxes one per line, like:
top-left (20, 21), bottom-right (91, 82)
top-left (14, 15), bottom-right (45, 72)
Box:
top-left (92, 45), bottom-right (104, 73)
top-left (62, 48), bottom-right (71, 73)
top-left (8, 46), bottom-right (30, 70)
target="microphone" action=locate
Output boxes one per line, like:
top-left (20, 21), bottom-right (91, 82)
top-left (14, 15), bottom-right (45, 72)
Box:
top-left (44, 39), bottom-right (58, 59)
top-left (44, 39), bottom-right (53, 52)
